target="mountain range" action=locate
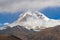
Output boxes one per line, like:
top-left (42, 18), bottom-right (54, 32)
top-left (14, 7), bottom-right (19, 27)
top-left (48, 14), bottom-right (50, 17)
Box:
top-left (8, 11), bottom-right (60, 31)
top-left (0, 11), bottom-right (60, 40)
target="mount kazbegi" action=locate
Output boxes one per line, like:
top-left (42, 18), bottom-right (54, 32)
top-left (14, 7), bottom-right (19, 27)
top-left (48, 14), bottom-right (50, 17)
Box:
top-left (0, 11), bottom-right (60, 40)
top-left (8, 11), bottom-right (60, 31)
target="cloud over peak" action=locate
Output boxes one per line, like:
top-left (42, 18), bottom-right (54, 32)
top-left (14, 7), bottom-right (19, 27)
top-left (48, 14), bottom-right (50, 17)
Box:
top-left (0, 0), bottom-right (60, 12)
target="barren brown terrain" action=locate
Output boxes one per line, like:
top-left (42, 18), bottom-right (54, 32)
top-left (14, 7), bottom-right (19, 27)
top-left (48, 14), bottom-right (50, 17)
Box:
top-left (0, 35), bottom-right (22, 40)
top-left (0, 25), bottom-right (60, 40)
top-left (31, 25), bottom-right (60, 40)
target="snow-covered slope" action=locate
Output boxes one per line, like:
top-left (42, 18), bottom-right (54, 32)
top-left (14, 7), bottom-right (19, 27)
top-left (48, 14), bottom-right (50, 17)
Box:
top-left (9, 11), bottom-right (60, 31)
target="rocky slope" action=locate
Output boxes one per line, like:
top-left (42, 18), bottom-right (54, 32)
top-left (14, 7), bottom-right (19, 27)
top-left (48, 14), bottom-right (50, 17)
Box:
top-left (0, 25), bottom-right (60, 40)
top-left (0, 35), bottom-right (21, 40)
top-left (31, 25), bottom-right (60, 40)
top-left (0, 25), bottom-right (36, 40)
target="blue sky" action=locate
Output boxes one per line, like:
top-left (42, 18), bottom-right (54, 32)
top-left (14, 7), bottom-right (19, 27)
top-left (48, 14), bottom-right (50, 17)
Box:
top-left (0, 0), bottom-right (60, 26)
top-left (0, 12), bottom-right (23, 26)
top-left (40, 7), bottom-right (60, 19)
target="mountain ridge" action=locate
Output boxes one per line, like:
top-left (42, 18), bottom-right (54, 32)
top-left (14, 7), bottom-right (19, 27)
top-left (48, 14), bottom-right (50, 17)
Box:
top-left (0, 11), bottom-right (60, 31)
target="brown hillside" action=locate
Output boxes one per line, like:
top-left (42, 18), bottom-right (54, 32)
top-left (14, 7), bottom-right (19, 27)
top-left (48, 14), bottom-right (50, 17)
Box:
top-left (0, 35), bottom-right (22, 40)
top-left (31, 25), bottom-right (60, 40)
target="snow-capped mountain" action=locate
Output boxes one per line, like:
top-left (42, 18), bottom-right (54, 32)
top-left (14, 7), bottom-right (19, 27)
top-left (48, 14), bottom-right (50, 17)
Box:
top-left (9, 11), bottom-right (60, 31)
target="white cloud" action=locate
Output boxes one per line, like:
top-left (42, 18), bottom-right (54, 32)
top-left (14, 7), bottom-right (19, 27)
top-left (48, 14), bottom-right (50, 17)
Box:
top-left (3, 22), bottom-right (9, 26)
top-left (0, 0), bottom-right (60, 12)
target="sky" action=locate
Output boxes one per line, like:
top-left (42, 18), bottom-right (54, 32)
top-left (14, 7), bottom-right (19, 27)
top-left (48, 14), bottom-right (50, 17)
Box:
top-left (0, 0), bottom-right (60, 27)
top-left (41, 7), bottom-right (60, 19)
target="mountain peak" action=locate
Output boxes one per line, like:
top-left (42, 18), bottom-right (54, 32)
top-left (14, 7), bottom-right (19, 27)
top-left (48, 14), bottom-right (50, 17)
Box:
top-left (19, 11), bottom-right (50, 22)
top-left (3, 11), bottom-right (60, 31)
top-left (9, 11), bottom-right (51, 31)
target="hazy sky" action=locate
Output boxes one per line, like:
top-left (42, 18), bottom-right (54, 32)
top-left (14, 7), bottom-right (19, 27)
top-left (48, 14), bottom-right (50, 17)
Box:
top-left (0, 0), bottom-right (60, 26)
